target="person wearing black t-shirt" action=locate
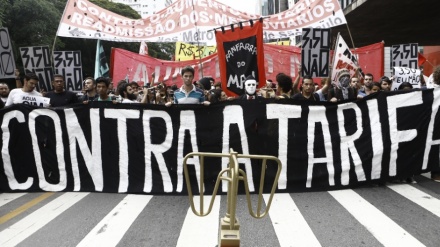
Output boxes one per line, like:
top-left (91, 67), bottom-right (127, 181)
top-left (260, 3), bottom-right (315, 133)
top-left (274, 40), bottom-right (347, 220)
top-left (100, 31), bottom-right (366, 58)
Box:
top-left (45, 75), bottom-right (79, 107)
top-left (291, 75), bottom-right (319, 101)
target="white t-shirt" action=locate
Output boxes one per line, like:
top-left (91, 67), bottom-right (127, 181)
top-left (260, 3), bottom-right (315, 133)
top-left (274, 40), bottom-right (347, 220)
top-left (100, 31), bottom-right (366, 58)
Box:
top-left (122, 98), bottom-right (137, 103)
top-left (5, 89), bottom-right (43, 107)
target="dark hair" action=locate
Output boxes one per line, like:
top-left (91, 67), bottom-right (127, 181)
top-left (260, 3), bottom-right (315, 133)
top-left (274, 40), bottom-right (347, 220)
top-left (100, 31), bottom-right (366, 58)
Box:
top-left (52, 74), bottom-right (64, 80)
top-left (398, 82), bottom-right (413, 90)
top-left (129, 82), bottom-right (139, 88)
top-left (84, 77), bottom-right (95, 85)
top-left (365, 73), bottom-right (374, 79)
top-left (24, 73), bottom-right (39, 81)
top-left (118, 82), bottom-right (129, 97)
top-left (276, 73), bottom-right (293, 93)
top-left (379, 76), bottom-right (392, 84)
top-left (181, 66), bottom-right (195, 76)
top-left (95, 77), bottom-right (110, 87)
top-left (372, 82), bottom-right (381, 89)
top-left (302, 75), bottom-right (313, 83)
top-left (198, 77), bottom-right (212, 90)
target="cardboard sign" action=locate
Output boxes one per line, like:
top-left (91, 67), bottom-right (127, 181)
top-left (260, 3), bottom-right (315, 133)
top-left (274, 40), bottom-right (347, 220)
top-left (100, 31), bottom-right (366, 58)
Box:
top-left (301, 28), bottom-right (330, 78)
top-left (175, 42), bottom-right (217, 61)
top-left (0, 28), bottom-right (17, 79)
top-left (392, 43), bottom-right (418, 69)
top-left (53, 51), bottom-right (84, 92)
top-left (19, 46), bottom-right (54, 92)
top-left (392, 67), bottom-right (421, 90)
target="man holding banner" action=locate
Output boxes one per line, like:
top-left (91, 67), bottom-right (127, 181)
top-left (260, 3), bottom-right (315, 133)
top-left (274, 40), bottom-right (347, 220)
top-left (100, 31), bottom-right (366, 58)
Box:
top-left (5, 73), bottom-right (49, 107)
top-left (45, 75), bottom-right (79, 107)
top-left (166, 66), bottom-right (210, 106)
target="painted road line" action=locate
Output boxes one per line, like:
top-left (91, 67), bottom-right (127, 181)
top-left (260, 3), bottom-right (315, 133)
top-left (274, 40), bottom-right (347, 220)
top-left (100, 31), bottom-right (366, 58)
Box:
top-left (176, 195), bottom-right (221, 247)
top-left (0, 193), bottom-right (27, 207)
top-left (77, 194), bottom-right (153, 247)
top-left (263, 193), bottom-right (321, 247)
top-left (0, 192), bottom-right (53, 225)
top-left (0, 192), bottom-right (88, 247)
top-left (329, 189), bottom-right (424, 247)
top-left (388, 184), bottom-right (440, 217)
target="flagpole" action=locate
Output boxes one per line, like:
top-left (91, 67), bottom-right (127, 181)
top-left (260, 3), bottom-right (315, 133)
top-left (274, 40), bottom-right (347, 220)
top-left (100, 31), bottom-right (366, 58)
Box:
top-left (94, 39), bottom-right (100, 79)
top-left (191, 0), bottom-right (204, 78)
top-left (51, 0), bottom-right (70, 69)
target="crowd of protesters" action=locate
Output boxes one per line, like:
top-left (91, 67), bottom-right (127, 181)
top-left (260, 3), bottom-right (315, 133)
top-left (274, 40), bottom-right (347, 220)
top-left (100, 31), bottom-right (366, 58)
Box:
top-left (1, 65), bottom-right (440, 182)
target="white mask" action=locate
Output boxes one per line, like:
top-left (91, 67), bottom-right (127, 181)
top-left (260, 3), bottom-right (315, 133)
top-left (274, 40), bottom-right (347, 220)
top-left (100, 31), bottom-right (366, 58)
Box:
top-left (245, 79), bottom-right (257, 95)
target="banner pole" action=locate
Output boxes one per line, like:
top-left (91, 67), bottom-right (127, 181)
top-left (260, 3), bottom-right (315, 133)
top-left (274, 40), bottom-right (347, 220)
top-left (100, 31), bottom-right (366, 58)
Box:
top-left (52, 0), bottom-right (70, 65)
top-left (345, 23), bottom-right (362, 75)
top-left (191, 0), bottom-right (204, 78)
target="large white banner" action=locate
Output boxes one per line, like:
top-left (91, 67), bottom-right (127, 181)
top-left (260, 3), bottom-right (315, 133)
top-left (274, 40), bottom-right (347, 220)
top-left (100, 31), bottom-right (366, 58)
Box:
top-left (0, 28), bottom-right (17, 79)
top-left (19, 46), bottom-right (54, 92)
top-left (56, 0), bottom-right (346, 43)
top-left (53, 51), bottom-right (84, 92)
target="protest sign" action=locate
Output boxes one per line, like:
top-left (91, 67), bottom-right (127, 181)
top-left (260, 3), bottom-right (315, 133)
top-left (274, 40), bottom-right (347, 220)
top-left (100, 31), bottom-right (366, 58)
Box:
top-left (392, 43), bottom-right (418, 69)
top-left (19, 46), bottom-right (54, 92)
top-left (392, 67), bottom-right (421, 90)
top-left (53, 51), bottom-right (84, 92)
top-left (175, 42), bottom-right (217, 61)
top-left (0, 28), bottom-right (17, 79)
top-left (301, 28), bottom-right (330, 78)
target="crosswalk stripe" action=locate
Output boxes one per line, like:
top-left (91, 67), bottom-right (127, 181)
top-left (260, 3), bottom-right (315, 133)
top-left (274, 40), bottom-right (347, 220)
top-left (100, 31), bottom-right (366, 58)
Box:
top-left (176, 195), bottom-right (221, 247)
top-left (0, 192), bottom-right (88, 247)
top-left (0, 192), bottom-right (53, 225)
top-left (0, 192), bottom-right (26, 207)
top-left (387, 184), bottom-right (440, 217)
top-left (77, 194), bottom-right (152, 247)
top-left (329, 189), bottom-right (425, 247)
top-left (263, 193), bottom-right (321, 247)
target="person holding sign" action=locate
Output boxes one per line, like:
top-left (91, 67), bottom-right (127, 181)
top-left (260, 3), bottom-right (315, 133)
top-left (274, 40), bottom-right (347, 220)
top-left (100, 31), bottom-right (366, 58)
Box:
top-left (5, 73), bottom-right (49, 107)
top-left (291, 75), bottom-right (320, 101)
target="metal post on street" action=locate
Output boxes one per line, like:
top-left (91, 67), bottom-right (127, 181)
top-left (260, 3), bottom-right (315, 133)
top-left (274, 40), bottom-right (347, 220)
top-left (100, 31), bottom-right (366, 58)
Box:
top-left (183, 149), bottom-right (282, 247)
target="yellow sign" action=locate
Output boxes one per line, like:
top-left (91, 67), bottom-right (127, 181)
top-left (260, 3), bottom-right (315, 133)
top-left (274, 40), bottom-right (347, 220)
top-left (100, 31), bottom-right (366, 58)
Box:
top-left (174, 42), bottom-right (217, 61)
top-left (267, 40), bottom-right (291, 46)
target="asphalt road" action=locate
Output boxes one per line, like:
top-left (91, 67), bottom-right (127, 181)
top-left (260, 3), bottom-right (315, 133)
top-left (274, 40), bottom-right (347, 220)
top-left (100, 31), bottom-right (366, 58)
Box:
top-left (1, 174), bottom-right (440, 247)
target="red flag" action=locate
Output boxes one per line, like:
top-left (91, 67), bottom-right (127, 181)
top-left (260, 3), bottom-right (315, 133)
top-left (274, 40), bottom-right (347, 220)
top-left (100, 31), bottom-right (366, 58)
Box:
top-left (215, 21), bottom-right (266, 96)
top-left (418, 53), bottom-right (427, 67)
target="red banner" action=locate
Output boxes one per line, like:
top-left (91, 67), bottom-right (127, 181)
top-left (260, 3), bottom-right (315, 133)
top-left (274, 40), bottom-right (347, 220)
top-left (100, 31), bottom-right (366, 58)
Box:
top-left (215, 21), bottom-right (266, 96)
top-left (111, 42), bottom-right (384, 89)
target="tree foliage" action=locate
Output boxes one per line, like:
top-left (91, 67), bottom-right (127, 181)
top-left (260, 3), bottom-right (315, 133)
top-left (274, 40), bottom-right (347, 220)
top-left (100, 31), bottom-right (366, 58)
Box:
top-left (2, 0), bottom-right (175, 77)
